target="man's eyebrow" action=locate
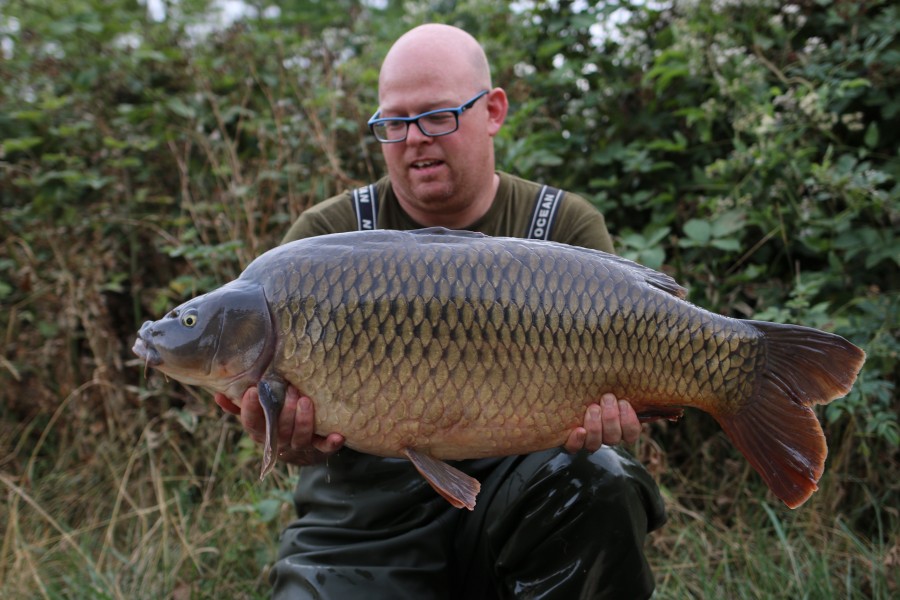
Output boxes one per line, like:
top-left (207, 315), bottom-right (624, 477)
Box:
top-left (379, 99), bottom-right (458, 117)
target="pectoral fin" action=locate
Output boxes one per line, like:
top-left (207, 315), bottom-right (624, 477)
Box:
top-left (257, 377), bottom-right (286, 480)
top-left (402, 448), bottom-right (481, 511)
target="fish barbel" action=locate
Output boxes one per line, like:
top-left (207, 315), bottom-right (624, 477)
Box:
top-left (133, 228), bottom-right (865, 510)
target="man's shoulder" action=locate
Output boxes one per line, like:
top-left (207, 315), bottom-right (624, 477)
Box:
top-left (497, 171), bottom-right (542, 199)
top-left (308, 192), bottom-right (354, 215)
top-left (281, 191), bottom-right (356, 243)
top-left (497, 171), bottom-right (590, 206)
top-left (495, 171), bottom-right (613, 252)
top-left (283, 177), bottom-right (395, 242)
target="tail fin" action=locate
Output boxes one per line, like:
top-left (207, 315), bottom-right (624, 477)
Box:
top-left (715, 321), bottom-right (865, 509)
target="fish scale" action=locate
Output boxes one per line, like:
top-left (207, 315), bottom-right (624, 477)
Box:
top-left (134, 227), bottom-right (865, 510)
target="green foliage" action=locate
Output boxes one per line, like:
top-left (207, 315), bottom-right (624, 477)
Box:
top-left (486, 0), bottom-right (898, 442)
top-left (1, 0), bottom-right (897, 598)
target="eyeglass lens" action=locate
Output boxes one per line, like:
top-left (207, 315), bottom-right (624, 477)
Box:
top-left (373, 111), bottom-right (458, 142)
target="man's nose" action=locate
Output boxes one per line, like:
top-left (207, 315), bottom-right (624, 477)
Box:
top-left (405, 121), bottom-right (434, 144)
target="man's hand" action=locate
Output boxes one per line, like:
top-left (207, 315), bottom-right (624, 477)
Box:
top-left (214, 387), bottom-right (344, 466)
top-left (563, 393), bottom-right (641, 453)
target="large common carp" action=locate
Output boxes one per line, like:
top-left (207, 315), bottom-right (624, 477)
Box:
top-left (133, 228), bottom-right (865, 510)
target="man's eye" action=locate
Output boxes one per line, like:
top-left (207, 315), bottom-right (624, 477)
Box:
top-left (385, 121), bottom-right (406, 131)
top-left (424, 113), bottom-right (453, 124)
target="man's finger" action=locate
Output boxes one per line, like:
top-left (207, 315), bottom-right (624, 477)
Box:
top-left (619, 399), bottom-right (642, 444)
top-left (312, 432), bottom-right (346, 455)
top-left (582, 404), bottom-right (603, 452)
top-left (240, 387), bottom-right (266, 443)
top-left (277, 391), bottom-right (299, 445)
top-left (291, 395), bottom-right (316, 450)
top-left (564, 426), bottom-right (587, 453)
top-left (600, 393), bottom-right (623, 445)
top-left (214, 393), bottom-right (241, 416)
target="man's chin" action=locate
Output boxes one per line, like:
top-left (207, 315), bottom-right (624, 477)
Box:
top-left (408, 181), bottom-right (455, 205)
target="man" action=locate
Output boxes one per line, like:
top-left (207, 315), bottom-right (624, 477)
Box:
top-left (216, 24), bottom-right (666, 599)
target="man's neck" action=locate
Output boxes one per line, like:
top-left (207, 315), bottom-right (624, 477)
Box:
top-left (399, 172), bottom-right (501, 229)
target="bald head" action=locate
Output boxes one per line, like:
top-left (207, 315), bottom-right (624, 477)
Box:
top-left (373, 24), bottom-right (508, 229)
top-left (379, 24), bottom-right (492, 100)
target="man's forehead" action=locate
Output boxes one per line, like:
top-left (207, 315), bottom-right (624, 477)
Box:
top-left (383, 26), bottom-right (474, 67)
top-left (380, 54), bottom-right (470, 89)
top-left (377, 27), bottom-right (488, 113)
top-left (377, 74), bottom-right (464, 111)
top-left (377, 92), bottom-right (462, 116)
top-left (379, 35), bottom-right (481, 90)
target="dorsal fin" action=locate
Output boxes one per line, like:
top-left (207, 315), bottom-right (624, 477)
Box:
top-left (409, 227), bottom-right (488, 239)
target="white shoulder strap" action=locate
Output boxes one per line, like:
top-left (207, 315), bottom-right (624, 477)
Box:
top-left (351, 184), bottom-right (378, 231)
top-left (526, 184), bottom-right (564, 240)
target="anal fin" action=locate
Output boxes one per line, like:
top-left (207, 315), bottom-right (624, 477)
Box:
top-left (403, 448), bottom-right (481, 511)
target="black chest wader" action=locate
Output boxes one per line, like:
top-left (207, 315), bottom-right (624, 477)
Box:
top-left (271, 184), bottom-right (666, 600)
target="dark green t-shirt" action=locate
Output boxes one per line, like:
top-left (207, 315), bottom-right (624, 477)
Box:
top-left (282, 171), bottom-right (614, 252)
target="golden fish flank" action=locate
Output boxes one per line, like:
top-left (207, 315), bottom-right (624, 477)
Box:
top-left (133, 228), bottom-right (865, 511)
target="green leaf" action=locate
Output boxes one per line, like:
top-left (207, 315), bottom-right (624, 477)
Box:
top-left (710, 210), bottom-right (745, 238)
top-left (839, 77), bottom-right (871, 90)
top-left (3, 136), bottom-right (43, 153)
top-left (682, 219), bottom-right (711, 244)
top-left (639, 247), bottom-right (666, 270)
top-left (11, 110), bottom-right (45, 122)
top-left (166, 98), bottom-right (196, 119)
top-left (711, 238), bottom-right (741, 252)
top-left (863, 122), bottom-right (879, 148)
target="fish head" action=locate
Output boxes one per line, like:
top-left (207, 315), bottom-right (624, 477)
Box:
top-left (133, 280), bottom-right (275, 401)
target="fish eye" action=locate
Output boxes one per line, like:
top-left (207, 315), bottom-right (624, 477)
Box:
top-left (181, 312), bottom-right (198, 327)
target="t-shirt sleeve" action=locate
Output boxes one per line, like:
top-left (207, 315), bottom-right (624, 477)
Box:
top-left (281, 193), bottom-right (358, 244)
top-left (553, 192), bottom-right (615, 253)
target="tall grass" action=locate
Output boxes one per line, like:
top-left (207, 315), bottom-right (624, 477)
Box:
top-left (2, 408), bottom-right (896, 598)
top-left (0, 398), bottom-right (292, 599)
top-left (648, 488), bottom-right (896, 598)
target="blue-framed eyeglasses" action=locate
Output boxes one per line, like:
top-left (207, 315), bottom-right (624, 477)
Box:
top-left (367, 90), bottom-right (490, 143)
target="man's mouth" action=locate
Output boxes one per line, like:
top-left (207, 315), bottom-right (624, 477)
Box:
top-left (411, 159), bottom-right (443, 170)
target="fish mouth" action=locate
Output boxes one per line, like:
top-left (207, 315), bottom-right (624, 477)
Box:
top-left (132, 337), bottom-right (162, 370)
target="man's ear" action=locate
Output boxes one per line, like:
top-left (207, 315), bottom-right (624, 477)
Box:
top-left (485, 87), bottom-right (508, 136)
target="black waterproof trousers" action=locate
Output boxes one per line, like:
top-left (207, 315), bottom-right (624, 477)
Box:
top-left (271, 446), bottom-right (666, 599)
